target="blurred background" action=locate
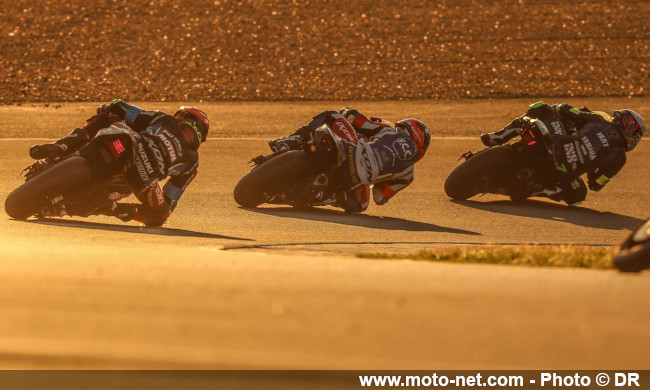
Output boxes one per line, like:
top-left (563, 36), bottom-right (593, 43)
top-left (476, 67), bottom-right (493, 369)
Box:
top-left (0, 0), bottom-right (648, 103)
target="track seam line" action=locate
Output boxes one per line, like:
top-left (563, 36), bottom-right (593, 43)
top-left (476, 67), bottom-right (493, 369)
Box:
top-left (221, 241), bottom-right (614, 250)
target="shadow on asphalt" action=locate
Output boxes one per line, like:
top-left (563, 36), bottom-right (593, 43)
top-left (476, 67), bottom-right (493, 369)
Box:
top-left (242, 206), bottom-right (481, 236)
top-left (18, 218), bottom-right (253, 241)
top-left (453, 199), bottom-right (644, 231)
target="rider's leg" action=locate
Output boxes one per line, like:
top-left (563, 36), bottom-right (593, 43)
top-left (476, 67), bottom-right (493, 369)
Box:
top-left (268, 110), bottom-right (355, 152)
top-left (30, 114), bottom-right (118, 159)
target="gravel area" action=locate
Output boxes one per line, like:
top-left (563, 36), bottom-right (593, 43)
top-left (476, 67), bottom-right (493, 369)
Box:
top-left (0, 0), bottom-right (648, 103)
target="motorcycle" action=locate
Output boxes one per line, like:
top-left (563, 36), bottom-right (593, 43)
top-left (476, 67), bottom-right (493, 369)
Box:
top-left (234, 123), bottom-right (354, 209)
top-left (615, 218), bottom-right (650, 272)
top-left (5, 122), bottom-right (138, 220)
top-left (444, 116), bottom-right (569, 202)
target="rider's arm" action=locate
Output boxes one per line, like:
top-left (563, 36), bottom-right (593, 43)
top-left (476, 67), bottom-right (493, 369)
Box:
top-left (113, 158), bottom-right (198, 226)
top-left (339, 108), bottom-right (392, 138)
top-left (587, 150), bottom-right (626, 191)
top-left (555, 103), bottom-right (607, 129)
top-left (372, 164), bottom-right (415, 205)
top-left (372, 178), bottom-right (413, 205)
top-left (111, 179), bottom-right (171, 227)
top-left (163, 165), bottom-right (198, 213)
top-left (113, 172), bottom-right (195, 227)
top-left (98, 99), bottom-right (165, 131)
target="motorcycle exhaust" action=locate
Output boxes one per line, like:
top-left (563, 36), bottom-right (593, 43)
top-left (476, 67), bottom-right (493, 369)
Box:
top-left (312, 174), bottom-right (328, 189)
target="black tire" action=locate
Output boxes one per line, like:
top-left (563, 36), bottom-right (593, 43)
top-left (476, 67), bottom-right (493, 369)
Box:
top-left (615, 218), bottom-right (650, 272)
top-left (5, 156), bottom-right (93, 219)
top-left (444, 145), bottom-right (521, 200)
top-left (233, 150), bottom-right (317, 208)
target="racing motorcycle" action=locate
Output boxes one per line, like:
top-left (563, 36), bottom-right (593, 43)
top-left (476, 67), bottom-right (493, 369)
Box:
top-left (444, 116), bottom-right (571, 202)
top-left (615, 218), bottom-right (650, 272)
top-left (234, 123), bottom-right (354, 209)
top-left (5, 122), bottom-right (139, 220)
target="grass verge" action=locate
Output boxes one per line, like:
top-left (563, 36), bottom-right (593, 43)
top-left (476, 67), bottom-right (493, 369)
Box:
top-left (356, 246), bottom-right (615, 269)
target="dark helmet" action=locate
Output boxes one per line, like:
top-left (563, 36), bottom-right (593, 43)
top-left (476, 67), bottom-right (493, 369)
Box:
top-left (613, 109), bottom-right (645, 151)
top-left (395, 118), bottom-right (431, 161)
top-left (174, 106), bottom-right (209, 142)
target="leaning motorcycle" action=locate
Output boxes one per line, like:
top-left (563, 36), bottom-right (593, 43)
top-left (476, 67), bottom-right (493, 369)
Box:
top-left (614, 218), bottom-right (650, 272)
top-left (444, 117), bottom-right (567, 202)
top-left (234, 123), bottom-right (354, 209)
top-left (5, 122), bottom-right (138, 220)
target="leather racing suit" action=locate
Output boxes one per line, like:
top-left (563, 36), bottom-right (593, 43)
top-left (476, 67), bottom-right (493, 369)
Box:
top-left (270, 109), bottom-right (421, 212)
top-left (481, 101), bottom-right (627, 205)
top-left (45, 100), bottom-right (202, 226)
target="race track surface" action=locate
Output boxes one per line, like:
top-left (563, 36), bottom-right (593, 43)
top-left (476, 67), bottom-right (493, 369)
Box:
top-left (1, 101), bottom-right (649, 369)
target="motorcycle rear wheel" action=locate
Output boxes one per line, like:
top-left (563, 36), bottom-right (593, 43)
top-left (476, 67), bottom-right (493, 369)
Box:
top-left (5, 156), bottom-right (93, 220)
top-left (233, 150), bottom-right (317, 208)
top-left (444, 145), bottom-right (522, 200)
top-left (615, 218), bottom-right (650, 272)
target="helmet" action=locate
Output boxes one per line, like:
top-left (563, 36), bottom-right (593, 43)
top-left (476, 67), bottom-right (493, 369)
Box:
top-left (174, 106), bottom-right (209, 142)
top-left (395, 118), bottom-right (431, 161)
top-left (613, 109), bottom-right (645, 151)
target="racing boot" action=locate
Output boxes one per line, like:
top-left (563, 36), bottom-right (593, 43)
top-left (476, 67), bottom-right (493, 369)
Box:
top-left (268, 134), bottom-right (303, 152)
top-left (480, 127), bottom-right (523, 147)
top-left (268, 125), bottom-right (314, 152)
top-left (29, 143), bottom-right (68, 160)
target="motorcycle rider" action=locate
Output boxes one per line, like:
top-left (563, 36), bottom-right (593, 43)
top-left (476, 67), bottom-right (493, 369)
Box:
top-left (28, 99), bottom-right (209, 226)
top-left (268, 108), bottom-right (430, 212)
top-left (479, 101), bottom-right (645, 205)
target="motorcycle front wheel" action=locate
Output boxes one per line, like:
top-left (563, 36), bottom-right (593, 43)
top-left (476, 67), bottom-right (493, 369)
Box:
top-left (444, 145), bottom-right (522, 200)
top-left (5, 156), bottom-right (93, 220)
top-left (615, 218), bottom-right (650, 272)
top-left (233, 150), bottom-right (318, 208)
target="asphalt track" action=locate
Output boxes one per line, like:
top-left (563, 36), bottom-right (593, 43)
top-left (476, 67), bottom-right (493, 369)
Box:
top-left (1, 101), bottom-right (649, 369)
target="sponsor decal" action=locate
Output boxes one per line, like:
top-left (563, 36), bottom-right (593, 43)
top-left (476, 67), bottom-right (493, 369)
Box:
top-left (393, 138), bottom-right (414, 161)
top-left (550, 120), bottom-right (564, 135)
top-left (359, 145), bottom-right (373, 183)
top-left (162, 129), bottom-right (183, 153)
top-left (581, 136), bottom-right (596, 160)
top-left (144, 137), bottom-right (166, 175)
top-left (138, 143), bottom-right (154, 174)
top-left (135, 156), bottom-right (149, 182)
top-left (573, 141), bottom-right (585, 164)
top-left (334, 120), bottom-right (355, 142)
top-left (144, 185), bottom-right (165, 208)
top-left (147, 122), bottom-right (163, 135)
top-left (156, 132), bottom-right (178, 163)
top-left (597, 132), bottom-right (610, 147)
top-left (155, 186), bottom-right (165, 206)
top-left (563, 142), bottom-right (579, 170)
top-left (112, 139), bottom-right (126, 154)
top-left (348, 145), bottom-right (358, 184)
